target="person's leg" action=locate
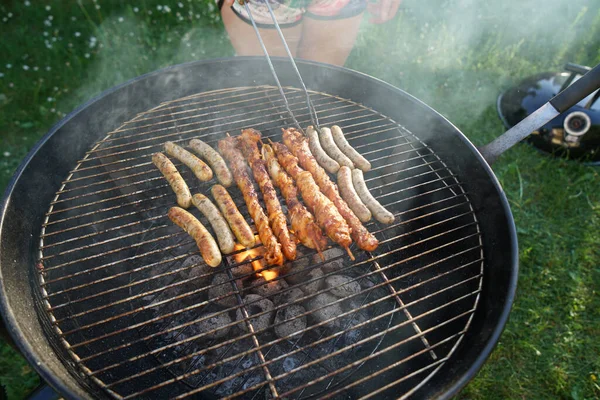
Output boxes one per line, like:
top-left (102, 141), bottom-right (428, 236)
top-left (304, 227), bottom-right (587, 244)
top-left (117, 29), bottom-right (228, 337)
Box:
top-left (298, 8), bottom-right (364, 66)
top-left (221, 4), bottom-right (303, 57)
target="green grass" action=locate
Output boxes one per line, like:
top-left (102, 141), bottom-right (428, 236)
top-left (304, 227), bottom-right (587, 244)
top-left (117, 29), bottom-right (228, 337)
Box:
top-left (1, 0), bottom-right (599, 399)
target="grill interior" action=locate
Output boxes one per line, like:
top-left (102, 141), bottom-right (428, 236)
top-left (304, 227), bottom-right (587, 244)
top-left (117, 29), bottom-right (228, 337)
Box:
top-left (36, 86), bottom-right (484, 399)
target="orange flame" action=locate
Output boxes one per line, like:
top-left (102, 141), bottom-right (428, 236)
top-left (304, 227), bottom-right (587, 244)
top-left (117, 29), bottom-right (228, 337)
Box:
top-left (233, 237), bottom-right (278, 281)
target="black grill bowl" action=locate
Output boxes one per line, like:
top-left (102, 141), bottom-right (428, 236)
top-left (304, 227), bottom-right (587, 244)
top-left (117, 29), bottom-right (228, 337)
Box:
top-left (0, 57), bottom-right (517, 399)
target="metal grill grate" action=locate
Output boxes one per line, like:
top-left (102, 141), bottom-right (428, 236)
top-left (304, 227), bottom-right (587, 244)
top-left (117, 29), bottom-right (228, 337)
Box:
top-left (37, 86), bottom-right (484, 399)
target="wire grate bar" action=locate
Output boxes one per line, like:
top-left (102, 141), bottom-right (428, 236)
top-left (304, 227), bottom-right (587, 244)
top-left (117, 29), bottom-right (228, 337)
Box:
top-left (70, 238), bottom-right (481, 355)
top-left (185, 300), bottom-right (478, 400)
top-left (42, 170), bottom-right (457, 276)
top-left (90, 258), bottom-right (482, 379)
top-left (43, 200), bottom-right (475, 299)
top-left (118, 287), bottom-right (480, 398)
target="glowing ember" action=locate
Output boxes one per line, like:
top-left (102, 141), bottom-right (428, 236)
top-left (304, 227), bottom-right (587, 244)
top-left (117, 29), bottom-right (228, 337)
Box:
top-left (232, 237), bottom-right (278, 281)
top-left (261, 269), bottom-right (278, 282)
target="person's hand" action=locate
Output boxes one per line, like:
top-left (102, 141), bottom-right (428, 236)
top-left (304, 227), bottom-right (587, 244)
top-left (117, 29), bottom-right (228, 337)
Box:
top-left (367, 0), bottom-right (402, 24)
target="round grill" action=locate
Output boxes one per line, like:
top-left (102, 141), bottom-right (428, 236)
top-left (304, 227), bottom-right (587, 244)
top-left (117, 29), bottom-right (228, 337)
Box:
top-left (37, 86), bottom-right (484, 399)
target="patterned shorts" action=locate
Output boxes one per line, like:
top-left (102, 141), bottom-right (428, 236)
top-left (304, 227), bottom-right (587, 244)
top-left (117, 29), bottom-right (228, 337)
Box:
top-left (219, 0), bottom-right (367, 28)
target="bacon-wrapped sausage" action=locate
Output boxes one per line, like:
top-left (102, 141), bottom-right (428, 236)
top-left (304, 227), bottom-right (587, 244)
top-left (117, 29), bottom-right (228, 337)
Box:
top-left (271, 141), bottom-right (353, 258)
top-left (218, 136), bottom-right (284, 266)
top-left (282, 128), bottom-right (379, 252)
top-left (262, 144), bottom-right (328, 254)
top-left (239, 129), bottom-right (296, 261)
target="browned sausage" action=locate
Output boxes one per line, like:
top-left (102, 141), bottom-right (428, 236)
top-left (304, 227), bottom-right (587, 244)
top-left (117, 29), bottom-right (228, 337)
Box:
top-left (192, 193), bottom-right (236, 254)
top-left (210, 184), bottom-right (256, 249)
top-left (282, 128), bottom-right (379, 252)
top-left (164, 141), bottom-right (213, 181)
top-left (168, 207), bottom-right (221, 267)
top-left (152, 152), bottom-right (192, 208)
top-left (189, 139), bottom-right (233, 187)
top-left (219, 136), bottom-right (284, 266)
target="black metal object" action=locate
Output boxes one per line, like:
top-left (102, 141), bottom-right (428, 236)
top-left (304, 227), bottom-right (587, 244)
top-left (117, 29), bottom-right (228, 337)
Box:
top-left (0, 58), bottom-right (517, 399)
top-left (497, 63), bottom-right (600, 163)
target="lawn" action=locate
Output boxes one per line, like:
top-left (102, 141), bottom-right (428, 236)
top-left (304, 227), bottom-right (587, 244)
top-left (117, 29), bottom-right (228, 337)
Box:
top-left (1, 0), bottom-right (599, 399)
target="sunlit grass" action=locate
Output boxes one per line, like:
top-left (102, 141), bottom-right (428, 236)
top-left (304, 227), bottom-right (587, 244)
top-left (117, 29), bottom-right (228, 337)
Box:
top-left (1, 0), bottom-right (599, 399)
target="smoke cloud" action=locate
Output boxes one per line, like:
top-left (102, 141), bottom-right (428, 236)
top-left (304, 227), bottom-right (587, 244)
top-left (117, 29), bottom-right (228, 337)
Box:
top-left (349, 0), bottom-right (600, 126)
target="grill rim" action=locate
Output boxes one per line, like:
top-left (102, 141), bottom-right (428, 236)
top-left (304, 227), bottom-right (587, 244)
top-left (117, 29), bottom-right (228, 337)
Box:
top-left (0, 57), bottom-right (518, 400)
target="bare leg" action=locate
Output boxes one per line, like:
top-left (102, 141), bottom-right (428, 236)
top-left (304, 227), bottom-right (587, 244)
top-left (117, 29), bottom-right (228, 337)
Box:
top-left (221, 5), bottom-right (303, 57)
top-left (297, 13), bottom-right (364, 66)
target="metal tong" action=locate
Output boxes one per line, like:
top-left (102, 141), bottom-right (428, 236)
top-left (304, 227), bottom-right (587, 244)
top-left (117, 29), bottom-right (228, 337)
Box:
top-left (241, 0), bottom-right (319, 131)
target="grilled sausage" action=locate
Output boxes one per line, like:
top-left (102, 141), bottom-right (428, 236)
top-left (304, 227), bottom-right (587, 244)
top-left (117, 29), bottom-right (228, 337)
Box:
top-left (152, 152), bottom-right (192, 208)
top-left (318, 127), bottom-right (354, 168)
top-left (164, 141), bottom-right (213, 181)
top-left (219, 136), bottom-right (284, 266)
top-left (351, 169), bottom-right (395, 224)
top-left (283, 128), bottom-right (379, 252)
top-left (271, 141), bottom-right (353, 258)
top-left (192, 193), bottom-right (236, 254)
top-left (337, 166), bottom-right (372, 223)
top-left (189, 139), bottom-right (233, 187)
top-left (331, 125), bottom-right (371, 171)
top-left (211, 184), bottom-right (256, 249)
top-left (239, 129), bottom-right (297, 261)
top-left (262, 144), bottom-right (328, 253)
top-left (306, 125), bottom-right (340, 174)
top-left (168, 207), bottom-right (221, 267)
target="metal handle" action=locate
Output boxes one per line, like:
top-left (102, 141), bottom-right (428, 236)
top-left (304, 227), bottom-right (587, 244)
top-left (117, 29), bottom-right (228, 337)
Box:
top-left (479, 62), bottom-right (600, 164)
top-left (564, 62), bottom-right (591, 76)
top-left (242, 0), bottom-right (320, 131)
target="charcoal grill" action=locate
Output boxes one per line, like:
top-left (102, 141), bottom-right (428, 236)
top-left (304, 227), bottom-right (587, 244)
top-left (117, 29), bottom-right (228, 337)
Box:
top-left (36, 83), bottom-right (483, 399)
top-left (0, 57), bottom-right (543, 399)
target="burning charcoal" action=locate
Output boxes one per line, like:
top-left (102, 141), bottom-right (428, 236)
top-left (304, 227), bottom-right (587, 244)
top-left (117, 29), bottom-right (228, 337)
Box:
top-left (283, 251), bottom-right (311, 285)
top-left (195, 311), bottom-right (232, 340)
top-left (250, 276), bottom-right (289, 298)
top-left (273, 288), bottom-right (305, 307)
top-left (274, 305), bottom-right (307, 339)
top-left (235, 294), bottom-right (275, 333)
top-left (226, 247), bottom-right (254, 279)
top-left (208, 273), bottom-right (242, 308)
top-left (228, 244), bottom-right (266, 280)
top-left (229, 261), bottom-right (253, 279)
top-left (325, 275), bottom-right (361, 299)
top-left (183, 255), bottom-right (213, 287)
top-left (306, 293), bottom-right (343, 329)
top-left (314, 247), bottom-right (345, 273)
top-left (300, 268), bottom-right (324, 294)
